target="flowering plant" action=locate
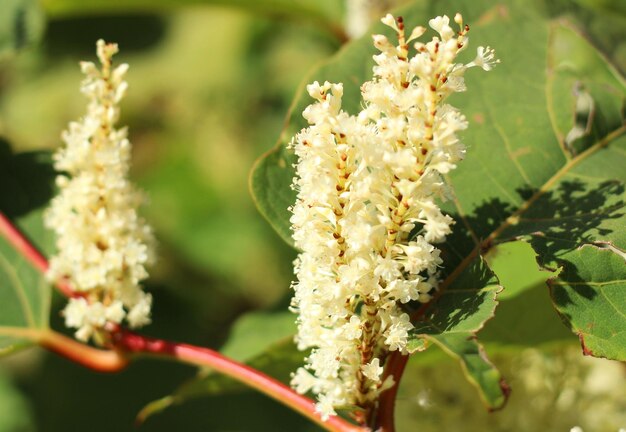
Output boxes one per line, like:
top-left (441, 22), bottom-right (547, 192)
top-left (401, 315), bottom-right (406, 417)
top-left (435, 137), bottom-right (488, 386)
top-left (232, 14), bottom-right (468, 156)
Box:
top-left (0, 1), bottom-right (625, 431)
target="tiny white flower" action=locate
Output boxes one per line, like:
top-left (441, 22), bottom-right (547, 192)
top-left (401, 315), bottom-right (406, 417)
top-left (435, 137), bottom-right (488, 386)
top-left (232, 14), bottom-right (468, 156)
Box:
top-left (340, 315), bottom-right (363, 341)
top-left (385, 313), bottom-right (413, 351)
top-left (105, 301), bottom-right (126, 323)
top-left (315, 393), bottom-right (337, 420)
top-left (428, 15), bottom-right (454, 40)
top-left (291, 367), bottom-right (318, 395)
top-left (127, 294), bottom-right (152, 328)
top-left (64, 297), bottom-right (89, 329)
top-left (362, 358), bottom-right (384, 381)
top-left (380, 14), bottom-right (397, 31)
top-left (468, 46), bottom-right (500, 71)
top-left (406, 26), bottom-right (426, 43)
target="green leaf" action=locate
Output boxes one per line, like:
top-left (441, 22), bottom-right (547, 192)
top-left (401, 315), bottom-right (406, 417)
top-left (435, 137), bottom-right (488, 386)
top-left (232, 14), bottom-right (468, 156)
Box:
top-left (41, 0), bottom-right (346, 41)
top-left (420, 334), bottom-right (509, 409)
top-left (548, 245), bottom-right (626, 359)
top-left (0, 0), bottom-right (45, 60)
top-left (0, 210), bottom-right (51, 354)
top-left (407, 256), bottom-right (507, 409)
top-left (480, 241), bottom-right (574, 347)
top-left (484, 241), bottom-right (548, 302)
top-left (0, 142), bottom-right (55, 355)
top-left (497, 132), bottom-right (626, 361)
top-left (250, 145), bottom-right (298, 247)
top-left (219, 311), bottom-right (296, 361)
top-left (137, 311), bottom-right (302, 422)
top-left (249, 0), bottom-right (626, 409)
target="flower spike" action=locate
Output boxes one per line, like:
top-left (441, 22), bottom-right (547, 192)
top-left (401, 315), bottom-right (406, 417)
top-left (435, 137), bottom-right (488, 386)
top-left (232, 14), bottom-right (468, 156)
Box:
top-left (45, 40), bottom-right (156, 342)
top-left (289, 14), bottom-right (497, 421)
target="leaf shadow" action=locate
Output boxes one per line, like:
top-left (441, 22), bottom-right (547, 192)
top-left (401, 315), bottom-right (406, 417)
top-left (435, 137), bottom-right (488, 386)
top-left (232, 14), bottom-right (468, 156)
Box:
top-left (522, 179), bottom-right (624, 259)
top-left (445, 177), bottom-right (623, 323)
top-left (422, 256), bottom-right (496, 333)
top-left (420, 177), bottom-right (624, 335)
top-left (514, 179), bottom-right (623, 308)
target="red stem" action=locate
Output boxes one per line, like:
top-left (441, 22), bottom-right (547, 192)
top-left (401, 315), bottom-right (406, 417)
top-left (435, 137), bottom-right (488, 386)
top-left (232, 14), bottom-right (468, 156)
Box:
top-left (0, 211), bottom-right (364, 432)
top-left (376, 352), bottom-right (409, 432)
top-left (40, 329), bottom-right (129, 372)
top-left (113, 329), bottom-right (363, 432)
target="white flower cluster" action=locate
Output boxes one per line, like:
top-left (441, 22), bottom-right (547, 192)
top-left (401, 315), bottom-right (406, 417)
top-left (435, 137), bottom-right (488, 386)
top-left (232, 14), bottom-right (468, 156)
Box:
top-left (289, 14), bottom-right (497, 419)
top-left (45, 40), bottom-right (155, 342)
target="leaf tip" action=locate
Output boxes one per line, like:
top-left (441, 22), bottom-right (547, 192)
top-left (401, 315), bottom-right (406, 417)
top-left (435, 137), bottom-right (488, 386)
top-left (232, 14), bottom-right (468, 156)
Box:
top-left (577, 331), bottom-right (595, 357)
top-left (135, 395), bottom-right (176, 425)
top-left (487, 377), bottom-right (512, 412)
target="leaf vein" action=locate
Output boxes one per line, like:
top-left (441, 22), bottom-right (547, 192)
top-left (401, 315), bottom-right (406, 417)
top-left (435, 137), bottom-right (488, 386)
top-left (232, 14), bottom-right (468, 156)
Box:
top-left (552, 279), bottom-right (626, 287)
top-left (0, 252), bottom-right (36, 328)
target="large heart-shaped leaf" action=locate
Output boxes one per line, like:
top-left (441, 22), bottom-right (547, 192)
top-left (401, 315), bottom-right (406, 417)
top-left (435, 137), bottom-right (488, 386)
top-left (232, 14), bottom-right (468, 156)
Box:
top-left (249, 0), bottom-right (626, 410)
top-left (0, 142), bottom-right (55, 354)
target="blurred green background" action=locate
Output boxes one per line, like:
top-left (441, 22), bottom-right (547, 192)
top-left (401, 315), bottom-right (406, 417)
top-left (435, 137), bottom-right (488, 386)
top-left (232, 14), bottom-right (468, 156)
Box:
top-left (0, 0), bottom-right (625, 431)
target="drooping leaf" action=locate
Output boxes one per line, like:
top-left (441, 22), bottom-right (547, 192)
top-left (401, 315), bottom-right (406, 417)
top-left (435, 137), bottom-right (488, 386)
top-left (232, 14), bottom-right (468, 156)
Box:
top-left (0, 142), bottom-right (55, 355)
top-left (483, 241), bottom-right (548, 302)
top-left (407, 256), bottom-right (506, 409)
top-left (419, 334), bottom-right (509, 409)
top-left (249, 0), bottom-right (626, 411)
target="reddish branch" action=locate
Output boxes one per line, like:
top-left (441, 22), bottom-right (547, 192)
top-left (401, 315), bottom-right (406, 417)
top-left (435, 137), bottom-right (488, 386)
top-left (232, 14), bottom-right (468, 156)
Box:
top-left (112, 329), bottom-right (362, 432)
top-left (376, 353), bottom-right (409, 431)
top-left (0, 211), bottom-right (364, 432)
top-left (39, 329), bottom-right (129, 372)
